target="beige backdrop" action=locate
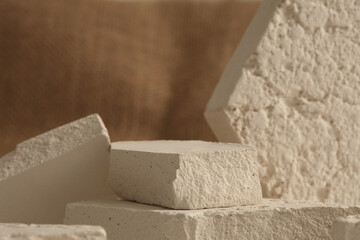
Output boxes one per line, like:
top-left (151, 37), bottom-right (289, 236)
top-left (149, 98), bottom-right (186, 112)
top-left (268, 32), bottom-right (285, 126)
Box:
top-left (0, 0), bottom-right (259, 156)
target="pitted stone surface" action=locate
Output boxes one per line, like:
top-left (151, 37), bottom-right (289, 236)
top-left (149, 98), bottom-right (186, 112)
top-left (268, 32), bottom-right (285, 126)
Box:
top-left (65, 199), bottom-right (360, 240)
top-left (205, 0), bottom-right (360, 204)
top-left (0, 223), bottom-right (107, 240)
top-left (332, 215), bottom-right (360, 240)
top-left (109, 140), bottom-right (261, 209)
top-left (0, 114), bottom-right (115, 223)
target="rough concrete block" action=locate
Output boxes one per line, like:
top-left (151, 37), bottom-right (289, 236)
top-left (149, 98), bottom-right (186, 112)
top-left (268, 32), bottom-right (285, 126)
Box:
top-left (0, 223), bottom-right (107, 240)
top-left (65, 199), bottom-right (360, 240)
top-left (109, 140), bottom-right (261, 209)
top-left (0, 114), bottom-right (115, 224)
top-left (205, 0), bottom-right (360, 204)
top-left (332, 215), bottom-right (360, 240)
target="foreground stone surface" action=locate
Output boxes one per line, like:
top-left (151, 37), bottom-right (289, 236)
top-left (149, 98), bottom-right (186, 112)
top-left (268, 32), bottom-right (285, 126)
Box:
top-left (0, 223), bottom-right (106, 240)
top-left (0, 114), bottom-right (115, 224)
top-left (205, 0), bottom-right (360, 204)
top-left (65, 199), bottom-right (360, 240)
top-left (109, 140), bottom-right (261, 209)
top-left (332, 215), bottom-right (360, 240)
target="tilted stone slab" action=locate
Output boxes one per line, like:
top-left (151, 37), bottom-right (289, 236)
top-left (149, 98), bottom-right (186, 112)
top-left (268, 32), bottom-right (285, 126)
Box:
top-left (205, 0), bottom-right (360, 204)
top-left (0, 223), bottom-right (107, 240)
top-left (0, 114), bottom-right (115, 224)
top-left (332, 215), bottom-right (360, 240)
top-left (109, 140), bottom-right (261, 209)
top-left (65, 199), bottom-right (360, 240)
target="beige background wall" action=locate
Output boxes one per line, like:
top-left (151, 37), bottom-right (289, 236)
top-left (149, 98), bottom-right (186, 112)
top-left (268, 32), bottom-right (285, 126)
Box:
top-left (0, 0), bottom-right (260, 156)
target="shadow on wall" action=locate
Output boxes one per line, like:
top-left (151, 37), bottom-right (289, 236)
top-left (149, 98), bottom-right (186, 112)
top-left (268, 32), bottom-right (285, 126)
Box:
top-left (0, 0), bottom-right (260, 156)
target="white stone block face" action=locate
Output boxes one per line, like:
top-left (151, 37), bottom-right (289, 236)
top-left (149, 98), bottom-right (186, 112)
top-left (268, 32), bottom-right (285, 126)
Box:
top-left (109, 140), bottom-right (261, 209)
top-left (205, 0), bottom-right (360, 204)
top-left (0, 223), bottom-right (107, 240)
top-left (0, 114), bottom-right (115, 224)
top-left (332, 215), bottom-right (360, 240)
top-left (65, 199), bottom-right (360, 240)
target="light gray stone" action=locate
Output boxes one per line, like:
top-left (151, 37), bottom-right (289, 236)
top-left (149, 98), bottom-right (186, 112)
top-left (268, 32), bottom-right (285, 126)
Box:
top-left (109, 140), bottom-right (261, 209)
top-left (332, 215), bottom-right (360, 240)
top-left (205, 0), bottom-right (360, 204)
top-left (65, 199), bottom-right (360, 240)
top-left (0, 114), bottom-right (115, 224)
top-left (0, 223), bottom-right (107, 240)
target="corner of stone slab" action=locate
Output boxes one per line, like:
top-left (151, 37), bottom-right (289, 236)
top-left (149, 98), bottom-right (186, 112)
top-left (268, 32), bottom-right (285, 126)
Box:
top-left (204, 108), bottom-right (242, 143)
top-left (87, 113), bottom-right (111, 141)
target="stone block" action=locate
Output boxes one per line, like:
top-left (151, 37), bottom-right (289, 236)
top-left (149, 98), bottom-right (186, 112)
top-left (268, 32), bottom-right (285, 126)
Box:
top-left (0, 114), bottom-right (115, 223)
top-left (109, 140), bottom-right (261, 209)
top-left (65, 199), bottom-right (360, 240)
top-left (0, 223), bottom-right (106, 240)
top-left (205, 0), bottom-right (360, 204)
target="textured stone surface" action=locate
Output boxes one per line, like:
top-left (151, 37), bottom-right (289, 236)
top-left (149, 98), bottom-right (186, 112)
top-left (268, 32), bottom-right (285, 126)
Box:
top-left (332, 215), bottom-right (360, 240)
top-left (0, 114), bottom-right (115, 224)
top-left (0, 223), bottom-right (106, 240)
top-left (205, 0), bottom-right (360, 204)
top-left (65, 199), bottom-right (360, 240)
top-left (109, 140), bottom-right (261, 209)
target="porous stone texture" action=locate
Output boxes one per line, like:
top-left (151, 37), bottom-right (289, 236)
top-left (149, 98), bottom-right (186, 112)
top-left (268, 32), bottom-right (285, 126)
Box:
top-left (0, 223), bottom-right (107, 240)
top-left (109, 140), bottom-right (261, 209)
top-left (332, 215), bottom-right (360, 240)
top-left (0, 114), bottom-right (115, 224)
top-left (205, 0), bottom-right (360, 204)
top-left (65, 199), bottom-right (360, 240)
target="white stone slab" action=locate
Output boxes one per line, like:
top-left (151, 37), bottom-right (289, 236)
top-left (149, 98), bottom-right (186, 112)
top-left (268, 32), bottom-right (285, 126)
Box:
top-left (332, 215), bottom-right (360, 240)
top-left (109, 140), bottom-right (261, 209)
top-left (65, 199), bottom-right (360, 240)
top-left (0, 223), bottom-right (106, 240)
top-left (205, 0), bottom-right (360, 204)
top-left (0, 114), bottom-right (115, 224)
